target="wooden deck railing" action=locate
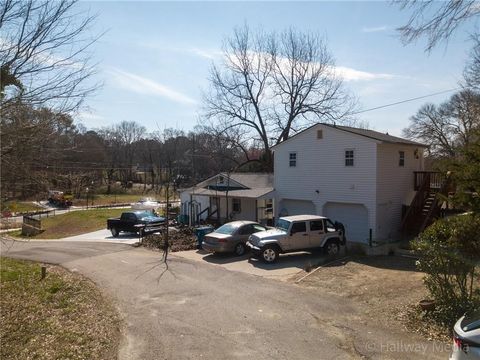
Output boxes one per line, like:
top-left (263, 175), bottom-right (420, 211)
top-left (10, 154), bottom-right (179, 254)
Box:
top-left (414, 171), bottom-right (443, 191)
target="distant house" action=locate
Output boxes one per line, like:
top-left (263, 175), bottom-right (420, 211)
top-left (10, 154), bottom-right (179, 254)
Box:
top-left (272, 123), bottom-right (431, 244)
top-left (179, 173), bottom-right (274, 225)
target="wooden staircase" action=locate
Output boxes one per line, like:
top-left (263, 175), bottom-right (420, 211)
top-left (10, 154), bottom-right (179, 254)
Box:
top-left (401, 171), bottom-right (450, 236)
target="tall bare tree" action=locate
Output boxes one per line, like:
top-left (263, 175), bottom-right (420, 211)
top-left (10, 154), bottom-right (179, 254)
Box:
top-left (403, 89), bottom-right (480, 158)
top-left (0, 0), bottom-right (100, 113)
top-left (203, 26), bottom-right (355, 170)
top-left (396, 0), bottom-right (479, 51)
top-left (465, 34), bottom-right (480, 90)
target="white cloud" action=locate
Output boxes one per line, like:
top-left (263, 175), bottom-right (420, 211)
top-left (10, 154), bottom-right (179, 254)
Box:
top-left (187, 48), bottom-right (221, 60)
top-left (362, 26), bottom-right (389, 33)
top-left (225, 49), bottom-right (397, 83)
top-left (108, 68), bottom-right (197, 105)
top-left (334, 66), bottom-right (396, 82)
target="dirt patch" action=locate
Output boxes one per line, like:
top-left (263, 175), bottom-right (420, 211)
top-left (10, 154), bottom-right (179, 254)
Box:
top-left (1, 257), bottom-right (120, 360)
top-left (142, 227), bottom-right (197, 252)
top-left (295, 255), bottom-right (448, 341)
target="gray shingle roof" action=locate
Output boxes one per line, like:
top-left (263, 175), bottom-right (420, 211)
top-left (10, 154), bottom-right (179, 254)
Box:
top-left (325, 124), bottom-right (427, 147)
top-left (271, 123), bottom-right (427, 149)
top-left (189, 187), bottom-right (274, 199)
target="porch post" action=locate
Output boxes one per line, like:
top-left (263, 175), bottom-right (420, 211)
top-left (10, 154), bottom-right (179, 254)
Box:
top-left (255, 199), bottom-right (258, 222)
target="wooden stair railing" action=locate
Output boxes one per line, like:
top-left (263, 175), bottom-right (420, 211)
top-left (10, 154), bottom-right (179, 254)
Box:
top-left (419, 174), bottom-right (451, 232)
top-left (196, 206), bottom-right (210, 223)
top-left (401, 172), bottom-right (431, 233)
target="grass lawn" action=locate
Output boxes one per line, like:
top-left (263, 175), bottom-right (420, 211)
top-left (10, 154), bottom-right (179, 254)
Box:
top-left (17, 208), bottom-right (125, 239)
top-left (0, 257), bottom-right (120, 360)
top-left (74, 194), bottom-right (146, 207)
top-left (1, 201), bottom-right (43, 213)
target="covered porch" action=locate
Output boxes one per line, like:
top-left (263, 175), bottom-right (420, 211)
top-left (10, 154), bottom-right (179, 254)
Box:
top-left (180, 188), bottom-right (275, 226)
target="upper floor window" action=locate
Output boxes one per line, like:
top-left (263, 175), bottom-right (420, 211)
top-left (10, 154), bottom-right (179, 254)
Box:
top-left (289, 152), bottom-right (297, 167)
top-left (399, 151), bottom-right (405, 167)
top-left (345, 150), bottom-right (354, 166)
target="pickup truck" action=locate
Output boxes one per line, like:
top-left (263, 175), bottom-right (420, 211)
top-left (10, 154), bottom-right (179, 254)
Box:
top-left (247, 214), bottom-right (345, 263)
top-left (107, 211), bottom-right (166, 237)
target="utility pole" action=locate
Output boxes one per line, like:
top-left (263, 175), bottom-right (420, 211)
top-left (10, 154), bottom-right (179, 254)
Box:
top-left (190, 134), bottom-right (195, 226)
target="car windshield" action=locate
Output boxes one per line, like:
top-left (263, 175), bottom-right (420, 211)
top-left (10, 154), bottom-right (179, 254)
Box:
top-left (135, 211), bottom-right (155, 219)
top-left (215, 223), bottom-right (239, 235)
top-left (276, 219), bottom-right (291, 232)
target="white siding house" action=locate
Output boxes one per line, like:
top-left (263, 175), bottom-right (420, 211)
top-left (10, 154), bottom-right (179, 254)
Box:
top-left (272, 123), bottom-right (426, 244)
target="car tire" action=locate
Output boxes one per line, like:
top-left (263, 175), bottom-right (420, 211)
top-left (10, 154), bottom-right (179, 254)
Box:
top-left (261, 245), bottom-right (279, 263)
top-left (111, 228), bottom-right (119, 238)
top-left (324, 240), bottom-right (340, 256)
top-left (234, 243), bottom-right (246, 256)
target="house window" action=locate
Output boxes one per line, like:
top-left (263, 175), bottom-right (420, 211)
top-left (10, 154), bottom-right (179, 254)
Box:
top-left (345, 150), bottom-right (354, 166)
top-left (232, 198), bottom-right (241, 213)
top-left (399, 151), bottom-right (405, 167)
top-left (289, 152), bottom-right (297, 167)
top-left (317, 130), bottom-right (323, 139)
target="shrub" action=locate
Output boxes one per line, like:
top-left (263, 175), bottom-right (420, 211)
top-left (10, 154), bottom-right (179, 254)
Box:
top-left (412, 214), bottom-right (480, 327)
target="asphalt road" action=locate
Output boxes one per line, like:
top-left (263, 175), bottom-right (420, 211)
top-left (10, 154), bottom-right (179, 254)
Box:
top-left (0, 240), bottom-right (449, 360)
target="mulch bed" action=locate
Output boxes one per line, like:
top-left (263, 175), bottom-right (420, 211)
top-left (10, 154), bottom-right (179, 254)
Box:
top-left (142, 227), bottom-right (197, 252)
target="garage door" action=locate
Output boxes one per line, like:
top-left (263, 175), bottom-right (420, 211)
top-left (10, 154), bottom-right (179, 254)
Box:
top-left (279, 199), bottom-right (316, 216)
top-left (323, 202), bottom-right (369, 243)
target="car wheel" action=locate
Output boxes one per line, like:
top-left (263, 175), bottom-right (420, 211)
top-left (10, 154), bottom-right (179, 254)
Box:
top-left (324, 240), bottom-right (340, 256)
top-left (234, 243), bottom-right (246, 256)
top-left (111, 228), bottom-right (119, 238)
top-left (262, 245), bottom-right (278, 263)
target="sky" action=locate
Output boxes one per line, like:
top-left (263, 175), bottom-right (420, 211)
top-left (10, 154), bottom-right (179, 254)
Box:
top-left (76, 1), bottom-right (478, 137)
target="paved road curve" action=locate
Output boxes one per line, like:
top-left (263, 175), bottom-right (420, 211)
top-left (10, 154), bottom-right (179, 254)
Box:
top-left (0, 240), bottom-right (448, 360)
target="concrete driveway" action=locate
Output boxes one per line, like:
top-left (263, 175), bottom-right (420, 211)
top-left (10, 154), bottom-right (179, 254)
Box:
top-left (173, 249), bottom-right (335, 281)
top-left (60, 229), bottom-right (141, 245)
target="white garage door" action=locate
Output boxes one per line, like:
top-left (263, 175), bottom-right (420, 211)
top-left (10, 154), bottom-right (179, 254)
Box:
top-left (323, 202), bottom-right (369, 243)
top-left (280, 199), bottom-right (316, 216)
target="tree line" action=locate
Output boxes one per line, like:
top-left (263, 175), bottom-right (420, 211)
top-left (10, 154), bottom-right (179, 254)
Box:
top-left (1, 114), bottom-right (255, 200)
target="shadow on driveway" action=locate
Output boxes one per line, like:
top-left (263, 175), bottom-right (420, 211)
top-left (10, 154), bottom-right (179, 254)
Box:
top-left (173, 248), bottom-right (331, 280)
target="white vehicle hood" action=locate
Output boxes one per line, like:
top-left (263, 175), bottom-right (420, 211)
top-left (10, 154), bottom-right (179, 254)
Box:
top-left (250, 228), bottom-right (287, 242)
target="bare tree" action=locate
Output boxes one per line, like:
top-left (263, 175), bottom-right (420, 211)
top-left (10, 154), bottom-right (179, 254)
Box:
top-left (396, 0), bottom-right (479, 51)
top-left (0, 0), bottom-right (100, 113)
top-left (403, 89), bottom-right (480, 157)
top-left (203, 25), bottom-right (355, 170)
top-left (465, 34), bottom-right (480, 89)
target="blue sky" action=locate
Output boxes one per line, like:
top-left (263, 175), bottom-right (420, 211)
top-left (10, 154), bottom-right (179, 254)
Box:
top-left (77, 1), bottom-right (478, 136)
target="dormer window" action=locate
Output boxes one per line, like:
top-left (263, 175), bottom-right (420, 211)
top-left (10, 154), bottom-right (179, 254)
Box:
top-left (218, 176), bottom-right (224, 184)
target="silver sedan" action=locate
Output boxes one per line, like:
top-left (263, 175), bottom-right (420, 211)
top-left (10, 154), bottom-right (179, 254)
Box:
top-left (202, 221), bottom-right (268, 256)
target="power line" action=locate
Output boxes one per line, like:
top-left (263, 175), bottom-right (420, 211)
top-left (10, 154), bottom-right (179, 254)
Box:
top-left (351, 87), bottom-right (460, 115)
